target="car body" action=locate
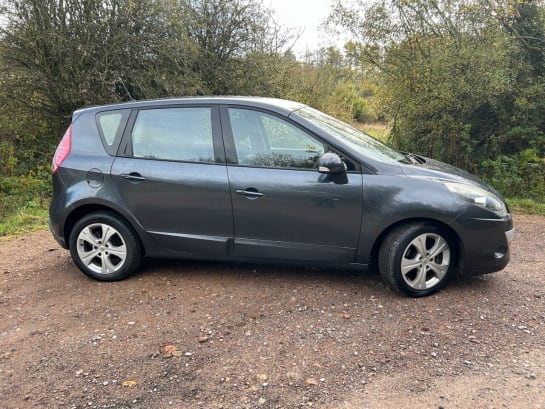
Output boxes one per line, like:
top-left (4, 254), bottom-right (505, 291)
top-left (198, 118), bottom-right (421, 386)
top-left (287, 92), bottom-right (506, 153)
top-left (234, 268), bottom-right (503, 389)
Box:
top-left (49, 97), bottom-right (513, 296)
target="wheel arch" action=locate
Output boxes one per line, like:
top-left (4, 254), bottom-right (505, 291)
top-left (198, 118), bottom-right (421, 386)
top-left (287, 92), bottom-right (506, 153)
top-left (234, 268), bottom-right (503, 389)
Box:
top-left (63, 203), bottom-right (144, 254)
top-left (368, 217), bottom-right (463, 272)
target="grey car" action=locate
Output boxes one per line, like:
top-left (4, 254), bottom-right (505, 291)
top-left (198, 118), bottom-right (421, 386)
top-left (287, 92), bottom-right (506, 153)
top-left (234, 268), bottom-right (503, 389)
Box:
top-left (48, 97), bottom-right (513, 297)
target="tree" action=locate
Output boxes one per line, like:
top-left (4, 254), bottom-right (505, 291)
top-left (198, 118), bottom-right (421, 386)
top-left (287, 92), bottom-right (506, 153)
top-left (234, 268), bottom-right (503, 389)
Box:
top-left (329, 0), bottom-right (545, 172)
top-left (182, 0), bottom-right (297, 94)
top-left (1, 0), bottom-right (201, 128)
top-left (0, 0), bottom-right (296, 173)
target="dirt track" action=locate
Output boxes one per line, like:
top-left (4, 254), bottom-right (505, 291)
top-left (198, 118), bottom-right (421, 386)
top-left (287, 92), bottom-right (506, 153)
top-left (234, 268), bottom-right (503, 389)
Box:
top-left (1, 215), bottom-right (544, 408)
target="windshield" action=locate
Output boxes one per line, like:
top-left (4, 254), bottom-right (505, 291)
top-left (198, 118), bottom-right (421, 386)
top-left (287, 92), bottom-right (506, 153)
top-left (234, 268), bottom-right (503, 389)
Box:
top-left (295, 106), bottom-right (407, 164)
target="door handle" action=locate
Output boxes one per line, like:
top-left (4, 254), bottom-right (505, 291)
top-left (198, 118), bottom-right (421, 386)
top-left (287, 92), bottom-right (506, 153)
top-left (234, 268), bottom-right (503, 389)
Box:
top-left (120, 172), bottom-right (147, 182)
top-left (235, 189), bottom-right (264, 198)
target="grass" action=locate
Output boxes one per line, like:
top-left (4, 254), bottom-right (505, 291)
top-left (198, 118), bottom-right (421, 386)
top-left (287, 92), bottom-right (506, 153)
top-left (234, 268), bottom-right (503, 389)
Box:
top-left (0, 207), bottom-right (49, 236)
top-left (506, 197), bottom-right (545, 216)
top-left (354, 121), bottom-right (391, 142)
top-left (0, 173), bottom-right (51, 236)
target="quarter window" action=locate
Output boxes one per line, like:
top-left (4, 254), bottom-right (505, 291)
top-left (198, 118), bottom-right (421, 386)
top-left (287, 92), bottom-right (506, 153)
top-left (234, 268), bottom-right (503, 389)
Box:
top-left (131, 107), bottom-right (214, 163)
top-left (98, 112), bottom-right (123, 146)
top-left (228, 108), bottom-right (324, 169)
top-left (96, 109), bottom-right (130, 155)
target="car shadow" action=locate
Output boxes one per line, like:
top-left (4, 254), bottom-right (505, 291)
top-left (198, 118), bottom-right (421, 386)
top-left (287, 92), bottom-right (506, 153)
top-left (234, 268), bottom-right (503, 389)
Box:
top-left (133, 257), bottom-right (392, 297)
top-left (446, 272), bottom-right (502, 293)
top-left (131, 258), bottom-right (509, 300)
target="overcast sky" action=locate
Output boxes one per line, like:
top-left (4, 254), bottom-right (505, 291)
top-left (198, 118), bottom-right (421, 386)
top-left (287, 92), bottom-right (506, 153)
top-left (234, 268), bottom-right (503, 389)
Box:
top-left (265, 0), bottom-right (344, 55)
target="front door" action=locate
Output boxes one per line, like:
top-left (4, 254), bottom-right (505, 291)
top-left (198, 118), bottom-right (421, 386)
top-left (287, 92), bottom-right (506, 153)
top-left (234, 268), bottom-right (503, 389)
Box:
top-left (222, 106), bottom-right (363, 262)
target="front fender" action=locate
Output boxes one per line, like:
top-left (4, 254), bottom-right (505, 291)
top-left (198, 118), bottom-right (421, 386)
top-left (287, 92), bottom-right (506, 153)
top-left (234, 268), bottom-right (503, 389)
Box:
top-left (355, 175), bottom-right (466, 264)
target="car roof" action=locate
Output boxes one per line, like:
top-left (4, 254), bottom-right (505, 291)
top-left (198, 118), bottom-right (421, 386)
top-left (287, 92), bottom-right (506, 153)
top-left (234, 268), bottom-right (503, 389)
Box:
top-left (74, 96), bottom-right (306, 117)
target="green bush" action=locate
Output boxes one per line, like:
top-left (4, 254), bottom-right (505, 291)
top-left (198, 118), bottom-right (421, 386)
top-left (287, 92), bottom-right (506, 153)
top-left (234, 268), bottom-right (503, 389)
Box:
top-left (478, 149), bottom-right (545, 200)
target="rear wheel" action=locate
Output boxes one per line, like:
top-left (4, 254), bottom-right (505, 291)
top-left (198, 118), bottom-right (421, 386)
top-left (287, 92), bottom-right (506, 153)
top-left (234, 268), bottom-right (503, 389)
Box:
top-left (379, 223), bottom-right (456, 297)
top-left (69, 212), bottom-right (141, 281)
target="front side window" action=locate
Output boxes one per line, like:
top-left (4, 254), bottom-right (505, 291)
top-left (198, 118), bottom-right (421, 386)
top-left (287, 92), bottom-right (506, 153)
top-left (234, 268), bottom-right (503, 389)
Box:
top-left (131, 107), bottom-right (214, 163)
top-left (228, 108), bottom-right (324, 169)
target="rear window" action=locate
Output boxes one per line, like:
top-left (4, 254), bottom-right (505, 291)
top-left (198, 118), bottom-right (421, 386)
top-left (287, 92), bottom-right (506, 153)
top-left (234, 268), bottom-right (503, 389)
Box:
top-left (96, 109), bottom-right (131, 155)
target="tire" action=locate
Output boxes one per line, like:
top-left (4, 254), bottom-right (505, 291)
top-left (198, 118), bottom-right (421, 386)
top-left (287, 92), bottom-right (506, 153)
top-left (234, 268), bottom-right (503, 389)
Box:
top-left (378, 223), bottom-right (456, 297)
top-left (69, 211), bottom-right (142, 281)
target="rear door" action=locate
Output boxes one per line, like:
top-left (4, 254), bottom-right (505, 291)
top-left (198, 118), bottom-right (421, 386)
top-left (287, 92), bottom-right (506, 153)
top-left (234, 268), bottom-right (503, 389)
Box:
top-left (111, 104), bottom-right (233, 256)
top-left (221, 106), bottom-right (364, 262)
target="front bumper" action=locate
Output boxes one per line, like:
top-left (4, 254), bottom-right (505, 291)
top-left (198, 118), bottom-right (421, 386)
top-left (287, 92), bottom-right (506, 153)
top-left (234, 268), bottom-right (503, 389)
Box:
top-left (505, 228), bottom-right (514, 245)
top-left (454, 213), bottom-right (513, 275)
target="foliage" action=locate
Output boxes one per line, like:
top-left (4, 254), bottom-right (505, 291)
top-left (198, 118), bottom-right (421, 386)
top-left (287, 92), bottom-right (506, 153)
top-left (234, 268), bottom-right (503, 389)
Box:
top-left (479, 149), bottom-right (545, 200)
top-left (2, 0), bottom-right (202, 121)
top-left (329, 0), bottom-right (545, 201)
top-left (506, 197), bottom-right (545, 216)
top-left (185, 0), bottom-right (296, 94)
top-left (286, 46), bottom-right (380, 123)
top-left (0, 167), bottom-right (51, 235)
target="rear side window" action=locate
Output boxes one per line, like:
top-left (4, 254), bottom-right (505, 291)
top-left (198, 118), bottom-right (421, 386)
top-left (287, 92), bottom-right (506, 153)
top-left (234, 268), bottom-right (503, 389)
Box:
top-left (96, 109), bottom-right (131, 155)
top-left (131, 107), bottom-right (214, 163)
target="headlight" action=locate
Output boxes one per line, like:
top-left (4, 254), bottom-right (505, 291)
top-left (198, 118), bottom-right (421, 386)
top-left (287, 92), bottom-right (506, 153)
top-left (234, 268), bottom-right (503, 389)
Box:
top-left (444, 182), bottom-right (508, 217)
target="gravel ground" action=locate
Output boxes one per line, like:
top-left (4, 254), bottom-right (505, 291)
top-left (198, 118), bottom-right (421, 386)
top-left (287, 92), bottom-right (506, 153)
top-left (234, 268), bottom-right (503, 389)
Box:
top-left (1, 214), bottom-right (544, 409)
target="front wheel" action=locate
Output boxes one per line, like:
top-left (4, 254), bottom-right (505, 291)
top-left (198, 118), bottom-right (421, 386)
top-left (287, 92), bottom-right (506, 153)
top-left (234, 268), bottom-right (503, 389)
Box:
top-left (69, 212), bottom-right (141, 281)
top-left (379, 223), bottom-right (456, 297)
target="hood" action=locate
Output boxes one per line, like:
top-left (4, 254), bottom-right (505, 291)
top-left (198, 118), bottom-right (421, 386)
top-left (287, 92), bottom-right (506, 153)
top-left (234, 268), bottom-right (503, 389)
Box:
top-left (400, 155), bottom-right (503, 198)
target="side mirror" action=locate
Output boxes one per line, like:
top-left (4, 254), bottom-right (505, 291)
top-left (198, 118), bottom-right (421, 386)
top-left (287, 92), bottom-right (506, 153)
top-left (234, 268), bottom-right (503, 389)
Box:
top-left (318, 152), bottom-right (347, 174)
